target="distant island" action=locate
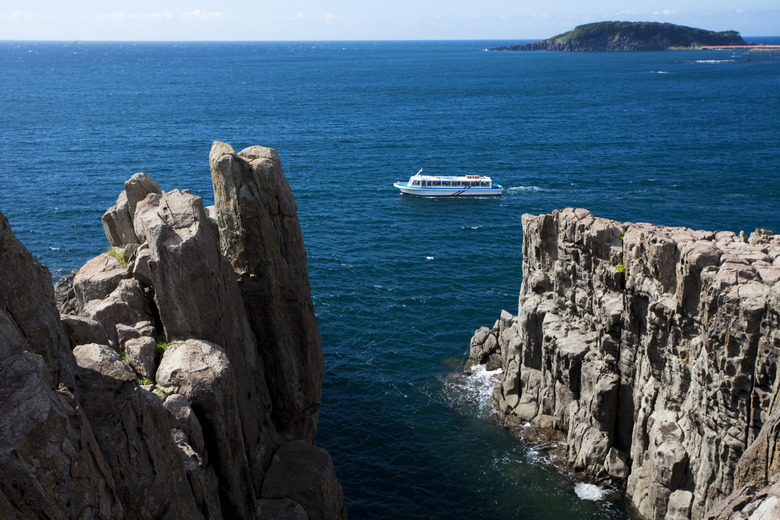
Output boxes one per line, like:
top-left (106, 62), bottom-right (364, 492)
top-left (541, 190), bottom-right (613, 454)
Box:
top-left (492, 21), bottom-right (747, 51)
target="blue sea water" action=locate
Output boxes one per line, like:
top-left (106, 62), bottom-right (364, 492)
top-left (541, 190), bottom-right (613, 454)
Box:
top-left (1, 39), bottom-right (780, 519)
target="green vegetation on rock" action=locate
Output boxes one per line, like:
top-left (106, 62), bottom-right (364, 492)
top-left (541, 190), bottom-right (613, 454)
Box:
top-left (492, 21), bottom-right (746, 51)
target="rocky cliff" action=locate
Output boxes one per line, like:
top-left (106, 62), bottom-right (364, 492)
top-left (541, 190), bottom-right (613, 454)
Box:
top-left (467, 208), bottom-right (780, 520)
top-left (491, 21), bottom-right (747, 51)
top-left (0, 141), bottom-right (346, 519)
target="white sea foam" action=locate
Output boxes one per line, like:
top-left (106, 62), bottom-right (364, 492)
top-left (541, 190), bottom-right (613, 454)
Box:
top-left (463, 364), bottom-right (503, 410)
top-left (444, 363), bottom-right (503, 416)
top-left (696, 59), bottom-right (735, 64)
top-left (574, 482), bottom-right (608, 501)
top-left (425, 256), bottom-right (434, 260)
top-left (507, 185), bottom-right (541, 192)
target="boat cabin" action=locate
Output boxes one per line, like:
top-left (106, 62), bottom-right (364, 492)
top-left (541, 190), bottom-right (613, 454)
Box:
top-left (409, 174), bottom-right (491, 188)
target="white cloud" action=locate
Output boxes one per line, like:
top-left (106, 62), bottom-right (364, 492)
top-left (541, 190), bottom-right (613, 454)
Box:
top-left (98, 11), bottom-right (175, 22)
top-left (0, 10), bottom-right (46, 22)
top-left (182, 10), bottom-right (229, 22)
top-left (652, 10), bottom-right (678, 15)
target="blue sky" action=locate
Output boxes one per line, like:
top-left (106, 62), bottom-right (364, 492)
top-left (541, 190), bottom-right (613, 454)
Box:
top-left (1, 0), bottom-right (777, 40)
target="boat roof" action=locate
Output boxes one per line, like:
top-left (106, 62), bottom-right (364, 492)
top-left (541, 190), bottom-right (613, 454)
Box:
top-left (411, 173), bottom-right (491, 181)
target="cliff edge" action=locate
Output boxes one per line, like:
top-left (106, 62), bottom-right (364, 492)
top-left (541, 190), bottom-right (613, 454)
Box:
top-left (468, 208), bottom-right (780, 520)
top-left (491, 21), bottom-right (747, 51)
top-left (0, 142), bottom-right (346, 519)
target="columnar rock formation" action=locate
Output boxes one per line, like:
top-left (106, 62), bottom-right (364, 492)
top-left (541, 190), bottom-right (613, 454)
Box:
top-left (468, 208), bottom-right (780, 520)
top-left (0, 142), bottom-right (346, 519)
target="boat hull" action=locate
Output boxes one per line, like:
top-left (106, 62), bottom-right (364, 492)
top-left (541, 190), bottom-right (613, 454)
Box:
top-left (393, 182), bottom-right (502, 197)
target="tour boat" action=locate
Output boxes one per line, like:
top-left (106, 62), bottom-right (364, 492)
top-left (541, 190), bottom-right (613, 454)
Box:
top-left (394, 169), bottom-right (503, 197)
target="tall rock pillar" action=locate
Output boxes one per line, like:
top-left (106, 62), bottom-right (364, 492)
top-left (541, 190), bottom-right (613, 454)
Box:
top-left (209, 141), bottom-right (324, 442)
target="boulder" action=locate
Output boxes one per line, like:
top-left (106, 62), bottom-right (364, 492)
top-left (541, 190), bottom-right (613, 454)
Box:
top-left (156, 339), bottom-right (259, 519)
top-left (124, 336), bottom-right (157, 379)
top-left (72, 252), bottom-right (128, 313)
top-left (101, 172), bottom-right (162, 247)
top-left (261, 440), bottom-right (347, 520)
top-left (60, 314), bottom-right (112, 349)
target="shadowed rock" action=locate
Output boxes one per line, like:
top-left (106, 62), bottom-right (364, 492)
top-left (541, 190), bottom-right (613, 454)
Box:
top-left (209, 140), bottom-right (324, 442)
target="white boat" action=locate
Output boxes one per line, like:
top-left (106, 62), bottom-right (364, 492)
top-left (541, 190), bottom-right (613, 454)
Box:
top-left (394, 169), bottom-right (503, 197)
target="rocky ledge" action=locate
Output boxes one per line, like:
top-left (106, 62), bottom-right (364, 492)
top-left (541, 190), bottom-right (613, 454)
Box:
top-left (0, 141), bottom-right (346, 519)
top-left (467, 208), bottom-right (780, 520)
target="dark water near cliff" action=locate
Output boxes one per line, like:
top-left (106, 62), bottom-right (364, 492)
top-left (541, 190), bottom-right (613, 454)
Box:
top-left (2, 39), bottom-right (779, 519)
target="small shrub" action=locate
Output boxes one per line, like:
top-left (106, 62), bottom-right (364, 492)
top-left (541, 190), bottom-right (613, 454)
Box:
top-left (106, 246), bottom-right (128, 268)
top-left (138, 377), bottom-right (152, 386)
top-left (615, 263), bottom-right (626, 273)
top-left (156, 341), bottom-right (168, 360)
top-left (619, 232), bottom-right (625, 242)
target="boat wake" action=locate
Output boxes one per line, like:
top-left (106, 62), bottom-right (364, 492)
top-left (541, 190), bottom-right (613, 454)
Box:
top-left (506, 185), bottom-right (542, 193)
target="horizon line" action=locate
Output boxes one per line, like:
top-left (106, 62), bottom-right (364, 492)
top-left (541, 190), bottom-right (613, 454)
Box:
top-left (3, 35), bottom-right (779, 44)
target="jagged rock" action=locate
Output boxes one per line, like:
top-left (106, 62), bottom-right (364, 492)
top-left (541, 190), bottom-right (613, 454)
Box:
top-left (132, 186), bottom-right (279, 511)
top-left (81, 278), bottom-right (155, 348)
top-left (466, 323), bottom-right (501, 371)
top-left (705, 476), bottom-right (780, 520)
top-left (258, 499), bottom-right (309, 520)
top-left (468, 208), bottom-right (780, 519)
top-left (164, 393), bottom-right (207, 456)
top-left (261, 440), bottom-right (347, 520)
top-left (125, 172), bottom-right (161, 217)
top-left (101, 172), bottom-right (162, 247)
top-left (102, 191), bottom-right (138, 246)
top-left (60, 314), bottom-right (112, 348)
top-left (0, 211), bottom-right (120, 519)
top-left (72, 252), bottom-right (129, 313)
top-left (115, 320), bottom-right (156, 348)
top-left (1, 144), bottom-right (344, 519)
top-left (209, 140), bottom-right (324, 442)
top-left (0, 211), bottom-right (76, 387)
top-left (156, 338), bottom-right (257, 518)
top-left (124, 336), bottom-right (157, 379)
top-left (54, 272), bottom-right (77, 315)
top-left (73, 343), bottom-right (210, 518)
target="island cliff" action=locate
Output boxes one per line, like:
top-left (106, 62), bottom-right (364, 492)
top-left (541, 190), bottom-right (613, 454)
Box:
top-left (467, 209), bottom-right (780, 519)
top-left (0, 142), bottom-right (346, 519)
top-left (491, 22), bottom-right (747, 51)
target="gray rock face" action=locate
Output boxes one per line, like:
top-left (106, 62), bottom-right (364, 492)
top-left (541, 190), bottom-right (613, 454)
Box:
top-left (0, 144), bottom-right (345, 519)
top-left (102, 172), bottom-right (162, 247)
top-left (209, 141), bottom-right (324, 442)
top-left (468, 208), bottom-right (780, 520)
top-left (0, 211), bottom-right (120, 519)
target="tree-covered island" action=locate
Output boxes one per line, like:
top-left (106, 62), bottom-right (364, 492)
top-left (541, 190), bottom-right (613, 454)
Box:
top-left (492, 21), bottom-right (747, 51)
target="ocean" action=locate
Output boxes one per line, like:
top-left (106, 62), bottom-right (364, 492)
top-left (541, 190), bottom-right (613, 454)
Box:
top-left (1, 39), bottom-right (779, 519)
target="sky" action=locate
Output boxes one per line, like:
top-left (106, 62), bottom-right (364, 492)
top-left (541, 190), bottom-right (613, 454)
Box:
top-left (0, 0), bottom-right (777, 41)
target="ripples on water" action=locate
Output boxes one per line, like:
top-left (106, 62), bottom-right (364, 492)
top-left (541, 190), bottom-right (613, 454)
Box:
top-left (1, 40), bottom-right (779, 519)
